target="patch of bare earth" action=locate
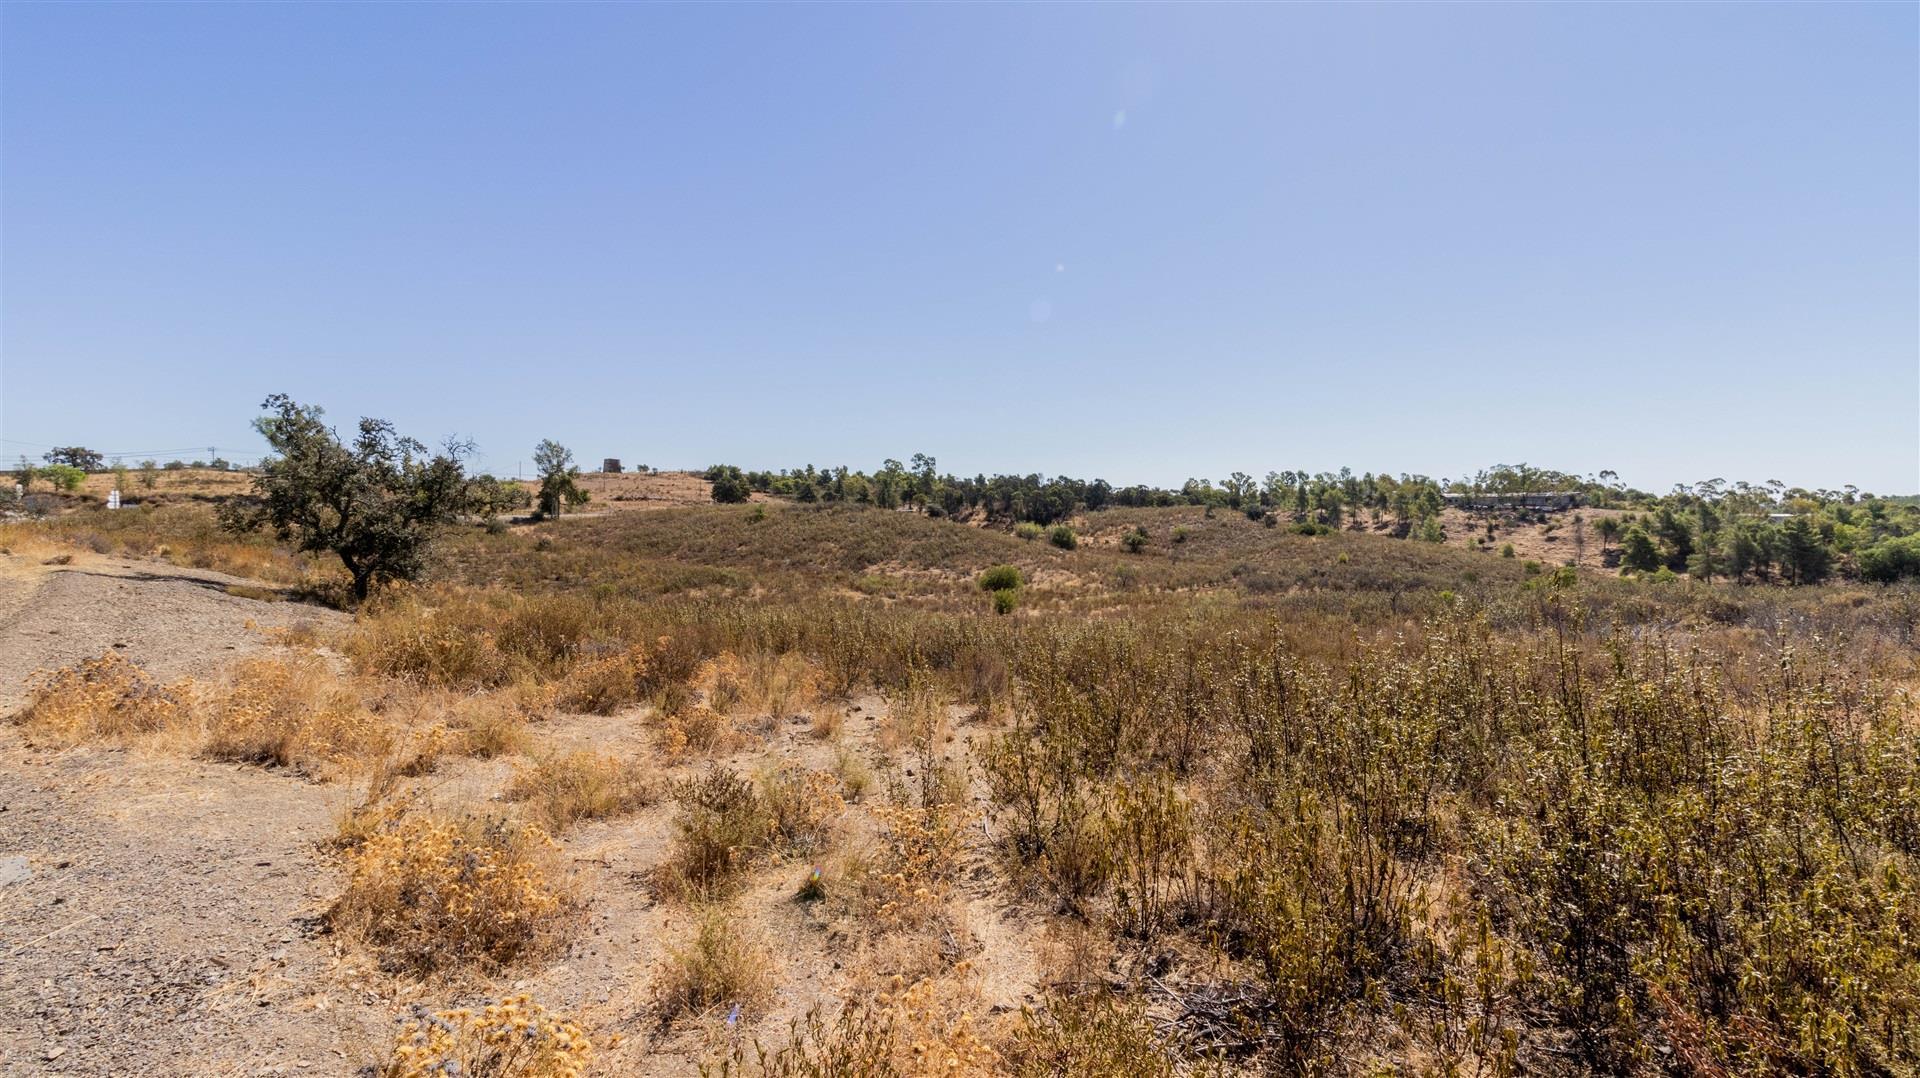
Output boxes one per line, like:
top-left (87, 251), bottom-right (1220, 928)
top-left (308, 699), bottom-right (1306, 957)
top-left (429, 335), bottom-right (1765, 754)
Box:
top-left (0, 552), bottom-right (364, 1076)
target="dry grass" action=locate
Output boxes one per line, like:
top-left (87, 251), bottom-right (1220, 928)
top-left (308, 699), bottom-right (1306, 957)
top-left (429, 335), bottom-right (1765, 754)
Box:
top-left (504, 749), bottom-right (657, 832)
top-left (376, 994), bottom-right (592, 1078)
top-left (201, 653), bottom-right (392, 778)
top-left (654, 907), bottom-right (775, 1026)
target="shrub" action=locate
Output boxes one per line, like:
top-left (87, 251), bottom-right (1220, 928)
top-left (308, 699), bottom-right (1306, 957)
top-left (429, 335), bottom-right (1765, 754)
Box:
top-left (758, 764), bottom-right (845, 857)
top-left (13, 654), bottom-right (192, 743)
top-left (1172, 526), bottom-right (1190, 544)
top-left (202, 654), bottom-right (392, 777)
top-left (1048, 525), bottom-right (1077, 550)
top-left (42, 464), bottom-right (85, 492)
top-left (663, 768), bottom-right (771, 898)
top-left (327, 814), bottom-right (568, 974)
top-left (1121, 527), bottom-right (1148, 553)
top-left (1858, 534), bottom-right (1920, 582)
top-left (377, 995), bottom-right (591, 1078)
top-left (978, 564), bottom-right (1022, 591)
top-left (505, 750), bottom-right (657, 832)
top-left (654, 906), bottom-right (773, 1024)
top-left (992, 588), bottom-right (1019, 615)
top-left (1500, 543), bottom-right (1516, 558)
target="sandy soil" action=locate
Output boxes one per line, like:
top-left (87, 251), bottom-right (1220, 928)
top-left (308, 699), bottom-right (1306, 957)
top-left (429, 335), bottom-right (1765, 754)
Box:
top-left (1435, 506), bottom-right (1632, 572)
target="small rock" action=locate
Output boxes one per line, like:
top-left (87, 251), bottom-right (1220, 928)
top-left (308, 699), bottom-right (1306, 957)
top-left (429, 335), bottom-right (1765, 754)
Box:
top-left (0, 856), bottom-right (30, 886)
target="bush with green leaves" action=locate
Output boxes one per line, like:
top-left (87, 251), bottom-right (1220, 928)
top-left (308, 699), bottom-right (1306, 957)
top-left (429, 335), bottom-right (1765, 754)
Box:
top-left (467, 474), bottom-right (532, 524)
top-left (991, 588), bottom-right (1019, 615)
top-left (1858, 534), bottom-right (1920, 582)
top-left (1049, 525), bottom-right (1078, 550)
top-left (978, 564), bottom-right (1022, 592)
top-left (1015, 522), bottom-right (1044, 541)
top-left (42, 464), bottom-right (85, 492)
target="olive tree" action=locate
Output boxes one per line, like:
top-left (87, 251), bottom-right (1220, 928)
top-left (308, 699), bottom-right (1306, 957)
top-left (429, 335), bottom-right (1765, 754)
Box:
top-left (220, 395), bottom-right (470, 600)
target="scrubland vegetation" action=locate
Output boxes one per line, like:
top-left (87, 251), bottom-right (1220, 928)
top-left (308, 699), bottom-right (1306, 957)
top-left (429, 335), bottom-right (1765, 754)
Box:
top-left (5, 408), bottom-right (1918, 1075)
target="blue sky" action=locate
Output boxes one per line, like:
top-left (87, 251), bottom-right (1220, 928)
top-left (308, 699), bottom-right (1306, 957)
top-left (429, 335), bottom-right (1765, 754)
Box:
top-left (3, 4), bottom-right (1914, 492)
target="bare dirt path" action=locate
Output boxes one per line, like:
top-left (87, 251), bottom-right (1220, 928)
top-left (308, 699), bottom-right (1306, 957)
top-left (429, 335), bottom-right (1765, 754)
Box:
top-left (0, 552), bottom-right (368, 1076)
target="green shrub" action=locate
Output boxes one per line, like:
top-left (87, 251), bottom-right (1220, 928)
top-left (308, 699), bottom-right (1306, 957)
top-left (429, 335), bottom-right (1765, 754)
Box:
top-left (979, 564), bottom-right (1023, 591)
top-left (1015, 522), bottom-right (1044, 541)
top-left (1171, 526), bottom-right (1189, 544)
top-left (1858, 534), bottom-right (1920, 582)
top-left (1121, 527), bottom-right (1148, 553)
top-left (1049, 525), bottom-right (1078, 550)
top-left (1500, 543), bottom-right (1516, 558)
top-left (992, 588), bottom-right (1019, 615)
top-left (43, 464), bottom-right (85, 492)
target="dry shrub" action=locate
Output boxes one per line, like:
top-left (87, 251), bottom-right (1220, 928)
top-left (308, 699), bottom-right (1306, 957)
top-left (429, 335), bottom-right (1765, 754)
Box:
top-left (506, 750), bottom-right (657, 832)
top-left (853, 803), bottom-right (972, 931)
top-left (347, 592), bottom-right (515, 689)
top-left (201, 653), bottom-right (392, 777)
top-left (705, 973), bottom-right (995, 1076)
top-left (833, 746), bottom-right (876, 802)
top-left (743, 651), bottom-right (819, 722)
top-left (658, 706), bottom-right (746, 759)
top-left (327, 814), bottom-right (570, 974)
top-left (553, 643), bottom-right (654, 714)
top-left (654, 906), bottom-right (774, 1025)
top-left (12, 654), bottom-right (192, 743)
top-left (758, 764), bottom-right (845, 857)
top-left (1009, 990), bottom-right (1193, 1078)
top-left (451, 696), bottom-right (532, 759)
top-left (808, 705), bottom-right (844, 741)
top-left (662, 768), bottom-right (772, 900)
top-left (377, 994), bottom-right (591, 1078)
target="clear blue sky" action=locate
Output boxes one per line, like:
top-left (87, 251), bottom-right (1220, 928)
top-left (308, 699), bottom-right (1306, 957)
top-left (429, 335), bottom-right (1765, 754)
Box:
top-left (3, 4), bottom-right (1914, 493)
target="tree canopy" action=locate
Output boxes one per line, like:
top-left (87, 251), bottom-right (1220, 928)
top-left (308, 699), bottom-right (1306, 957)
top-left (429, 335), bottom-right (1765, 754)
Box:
top-left (221, 395), bottom-right (470, 600)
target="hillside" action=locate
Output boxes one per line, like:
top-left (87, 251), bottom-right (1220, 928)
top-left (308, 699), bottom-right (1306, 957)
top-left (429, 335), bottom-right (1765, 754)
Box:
top-left (0, 492), bottom-right (1915, 1076)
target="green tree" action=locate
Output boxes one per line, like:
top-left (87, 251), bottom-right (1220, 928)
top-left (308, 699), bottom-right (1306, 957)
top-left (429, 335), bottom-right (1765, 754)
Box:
top-left (1593, 516), bottom-right (1621, 551)
top-left (138, 460), bottom-right (159, 490)
top-left (1778, 517), bottom-right (1832, 584)
top-left (1619, 525), bottom-right (1662, 573)
top-left (533, 440), bottom-right (589, 519)
top-left (44, 446), bottom-right (105, 471)
top-left (707, 464), bottom-right (752, 504)
top-left (15, 456), bottom-right (38, 491)
top-left (220, 395), bottom-right (471, 600)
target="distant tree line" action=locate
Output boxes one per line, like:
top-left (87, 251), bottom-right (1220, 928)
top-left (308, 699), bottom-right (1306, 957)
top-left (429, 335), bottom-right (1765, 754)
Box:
top-left (700, 455), bottom-right (1920, 585)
